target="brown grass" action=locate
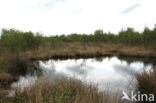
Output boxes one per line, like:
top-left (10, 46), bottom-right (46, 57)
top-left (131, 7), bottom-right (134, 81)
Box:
top-left (0, 73), bottom-right (16, 99)
top-left (0, 73), bottom-right (15, 89)
top-left (1, 78), bottom-right (122, 103)
top-left (18, 42), bottom-right (156, 61)
top-left (136, 69), bottom-right (156, 102)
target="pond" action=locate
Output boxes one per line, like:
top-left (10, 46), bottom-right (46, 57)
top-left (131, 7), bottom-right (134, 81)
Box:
top-left (10, 56), bottom-right (153, 96)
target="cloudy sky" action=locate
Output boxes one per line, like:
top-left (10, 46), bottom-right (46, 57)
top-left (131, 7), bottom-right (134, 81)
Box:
top-left (0, 0), bottom-right (156, 35)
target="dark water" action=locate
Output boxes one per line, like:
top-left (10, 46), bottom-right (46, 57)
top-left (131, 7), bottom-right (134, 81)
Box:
top-left (10, 56), bottom-right (153, 96)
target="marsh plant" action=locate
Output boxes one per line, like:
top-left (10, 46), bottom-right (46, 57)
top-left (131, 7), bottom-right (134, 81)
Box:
top-left (1, 77), bottom-right (122, 103)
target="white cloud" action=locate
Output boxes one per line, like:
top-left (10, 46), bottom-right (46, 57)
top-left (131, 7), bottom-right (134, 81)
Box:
top-left (120, 4), bottom-right (141, 14)
top-left (0, 0), bottom-right (156, 35)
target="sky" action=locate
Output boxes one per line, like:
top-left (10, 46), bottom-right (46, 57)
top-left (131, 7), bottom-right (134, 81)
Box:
top-left (0, 0), bottom-right (156, 35)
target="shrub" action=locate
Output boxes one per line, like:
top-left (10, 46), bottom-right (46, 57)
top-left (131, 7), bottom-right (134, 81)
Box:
top-left (0, 29), bottom-right (45, 52)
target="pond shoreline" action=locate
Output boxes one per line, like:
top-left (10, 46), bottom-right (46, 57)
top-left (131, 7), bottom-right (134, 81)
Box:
top-left (29, 50), bottom-right (156, 61)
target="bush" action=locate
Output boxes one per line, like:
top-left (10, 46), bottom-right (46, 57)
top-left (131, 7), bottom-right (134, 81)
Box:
top-left (0, 29), bottom-right (45, 52)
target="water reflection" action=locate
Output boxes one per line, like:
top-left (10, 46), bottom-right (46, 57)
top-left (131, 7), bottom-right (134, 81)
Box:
top-left (66, 62), bottom-right (94, 78)
top-left (11, 56), bottom-right (153, 93)
top-left (113, 64), bottom-right (136, 76)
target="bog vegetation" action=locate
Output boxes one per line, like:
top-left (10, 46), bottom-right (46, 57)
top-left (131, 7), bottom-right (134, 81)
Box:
top-left (0, 26), bottom-right (156, 52)
top-left (0, 77), bottom-right (121, 103)
top-left (136, 69), bottom-right (156, 102)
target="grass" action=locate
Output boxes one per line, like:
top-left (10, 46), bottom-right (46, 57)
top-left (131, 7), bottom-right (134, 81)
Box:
top-left (0, 73), bottom-right (16, 98)
top-left (0, 52), bottom-right (30, 76)
top-left (17, 42), bottom-right (156, 61)
top-left (136, 69), bottom-right (156, 94)
top-left (0, 78), bottom-right (122, 103)
top-left (136, 69), bottom-right (156, 102)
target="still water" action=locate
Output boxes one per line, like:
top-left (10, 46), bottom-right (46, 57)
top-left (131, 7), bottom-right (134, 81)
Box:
top-left (11, 56), bottom-right (153, 94)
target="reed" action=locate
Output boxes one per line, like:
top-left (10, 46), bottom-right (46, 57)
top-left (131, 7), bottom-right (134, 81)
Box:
top-left (136, 69), bottom-right (156, 102)
top-left (1, 78), bottom-right (122, 103)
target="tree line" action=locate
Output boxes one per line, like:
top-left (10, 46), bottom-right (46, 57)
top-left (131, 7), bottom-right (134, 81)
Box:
top-left (0, 26), bottom-right (156, 52)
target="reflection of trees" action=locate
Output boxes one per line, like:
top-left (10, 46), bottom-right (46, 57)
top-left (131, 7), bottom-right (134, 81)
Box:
top-left (118, 56), bottom-right (156, 67)
top-left (50, 60), bottom-right (56, 71)
top-left (113, 64), bottom-right (136, 77)
top-left (66, 60), bottom-right (94, 77)
top-left (27, 61), bottom-right (43, 77)
top-left (95, 57), bottom-right (103, 62)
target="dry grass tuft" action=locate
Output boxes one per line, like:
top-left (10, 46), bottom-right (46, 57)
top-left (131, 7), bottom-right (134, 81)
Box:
top-left (136, 69), bottom-right (156, 102)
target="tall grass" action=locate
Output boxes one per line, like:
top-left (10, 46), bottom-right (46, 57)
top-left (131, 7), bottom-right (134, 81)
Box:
top-left (1, 78), bottom-right (122, 103)
top-left (136, 69), bottom-right (156, 102)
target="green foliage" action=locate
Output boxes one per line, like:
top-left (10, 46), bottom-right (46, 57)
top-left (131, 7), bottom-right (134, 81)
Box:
top-left (142, 27), bottom-right (156, 46)
top-left (0, 29), bottom-right (45, 52)
top-left (118, 28), bottom-right (143, 45)
top-left (46, 27), bottom-right (155, 46)
top-left (0, 25), bottom-right (156, 52)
